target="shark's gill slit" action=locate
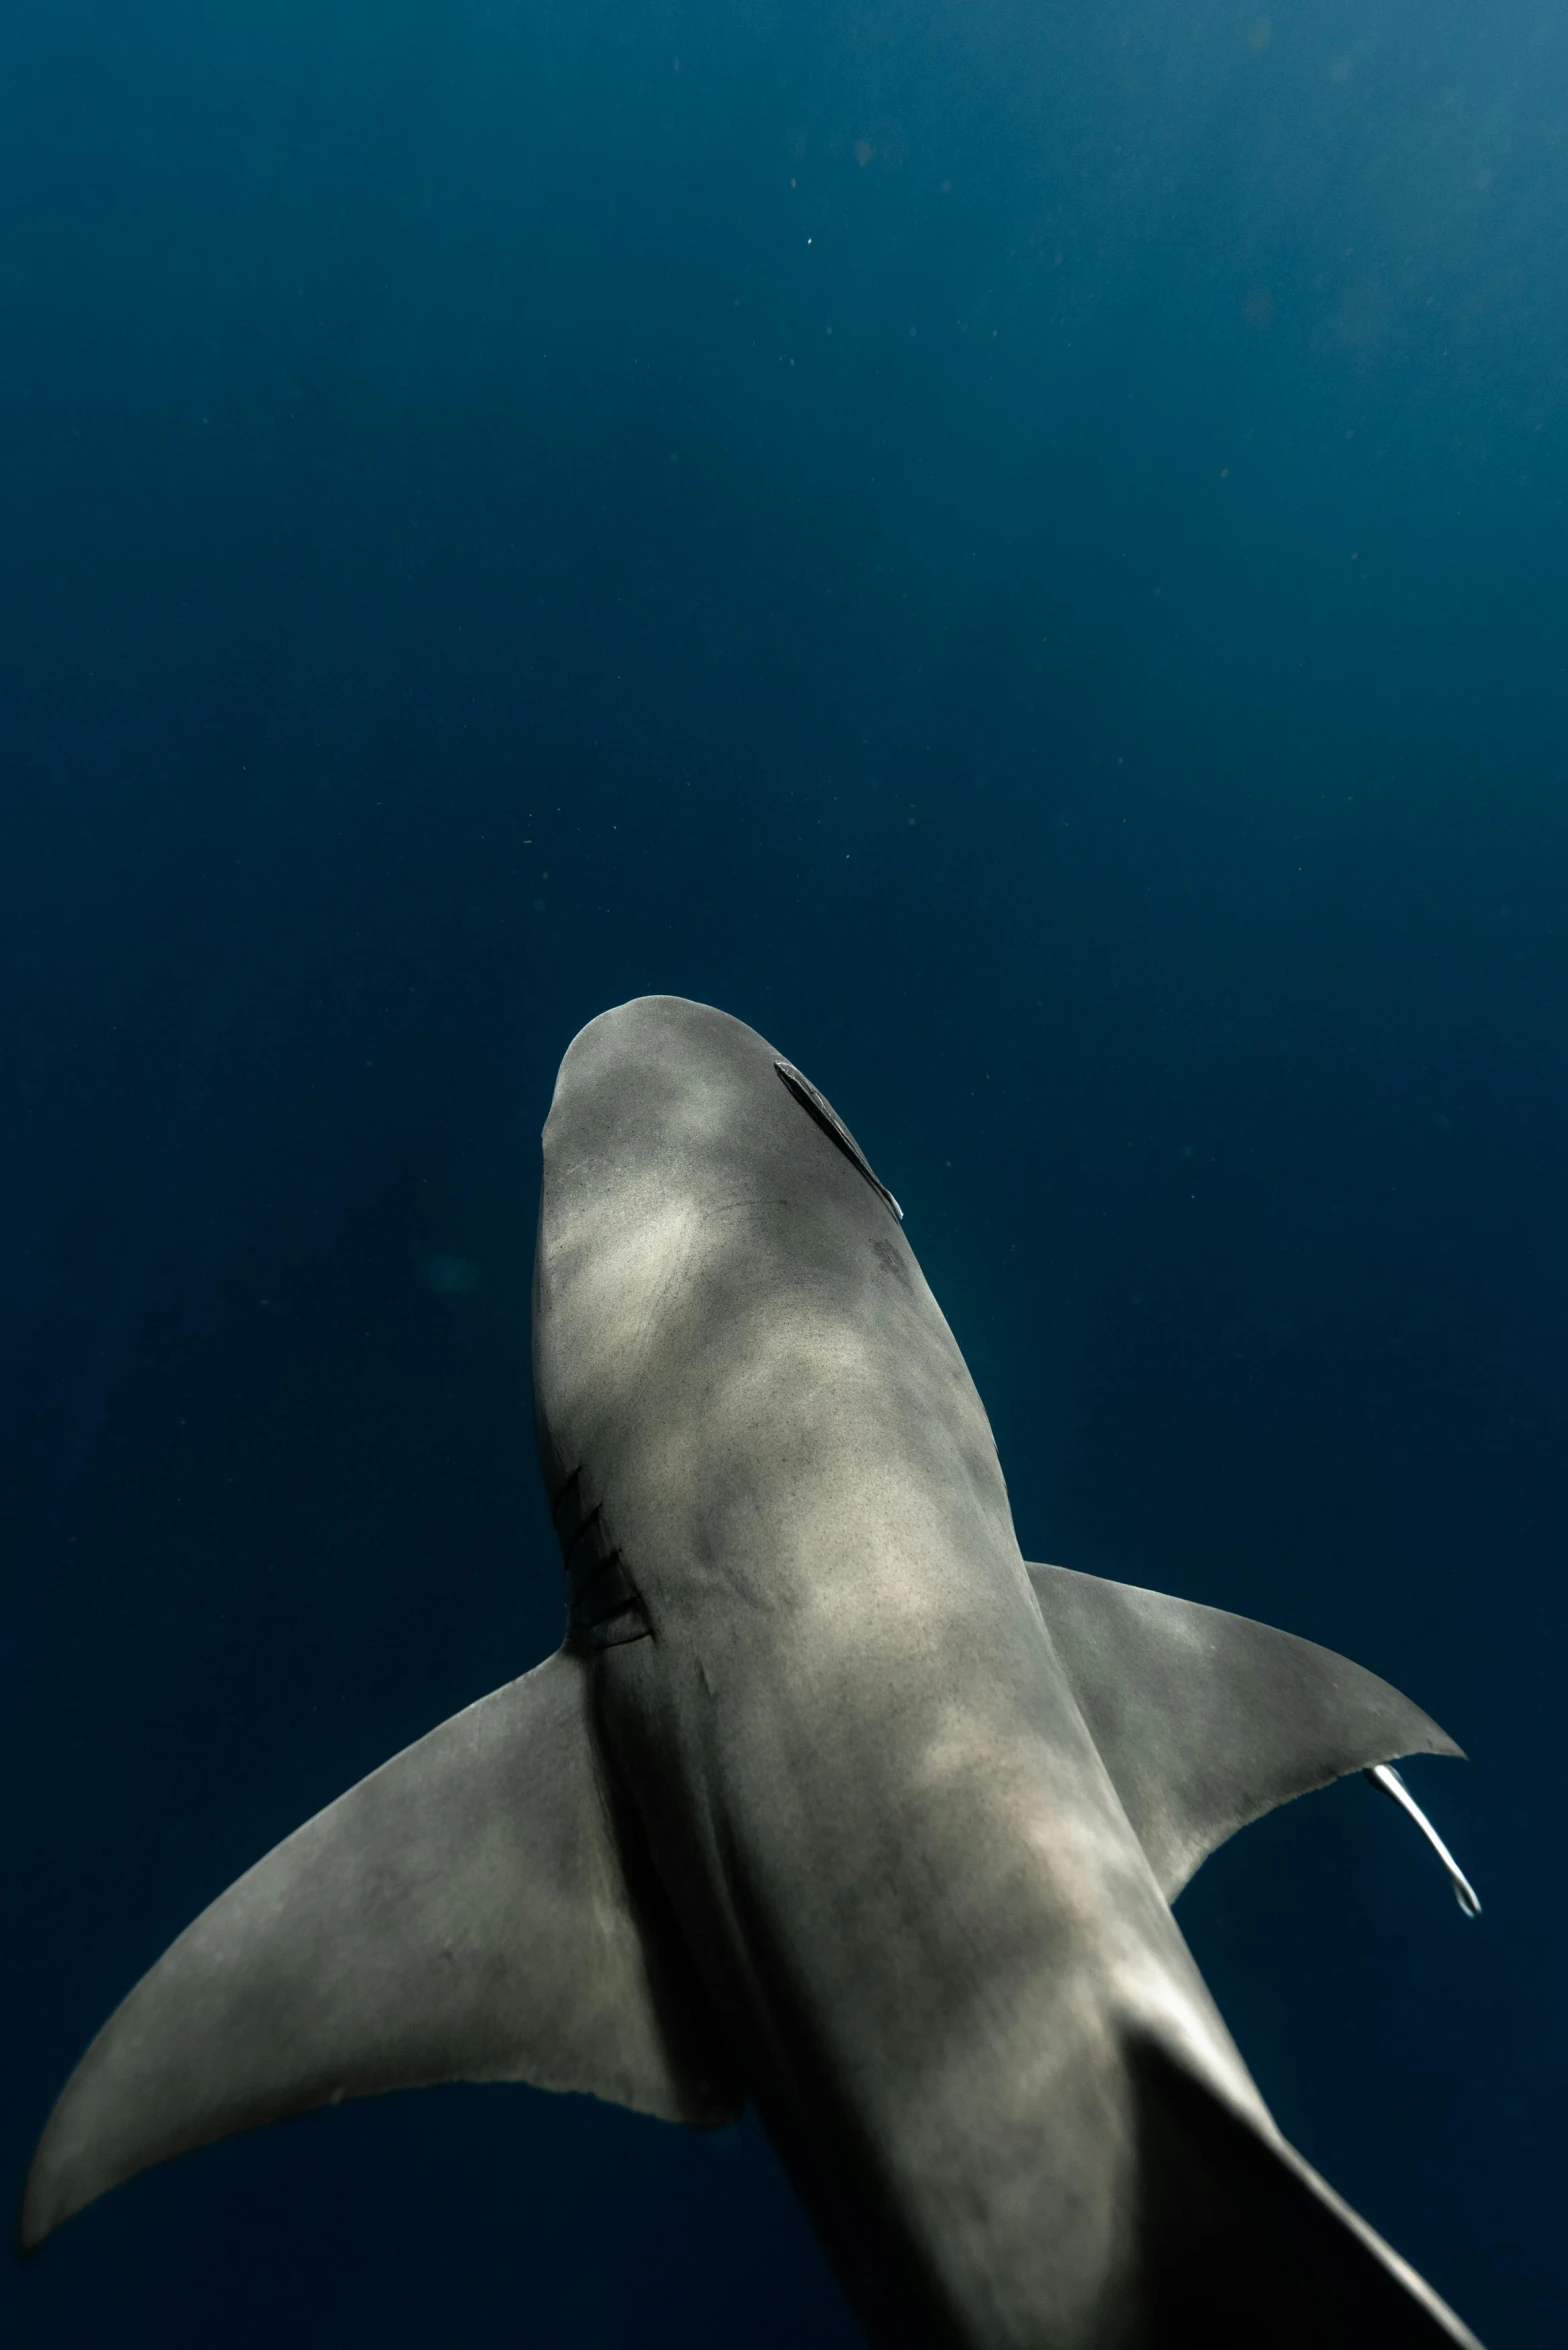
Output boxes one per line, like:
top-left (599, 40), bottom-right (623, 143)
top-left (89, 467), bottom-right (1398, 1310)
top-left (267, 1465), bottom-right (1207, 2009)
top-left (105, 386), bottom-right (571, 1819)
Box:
top-left (563, 1503), bottom-right (605, 1562)
top-left (775, 1058), bottom-right (903, 1222)
top-left (569, 1549), bottom-right (652, 1648)
top-left (550, 1465), bottom-right (584, 1528)
top-left (548, 1461), bottom-right (652, 1647)
top-left (1365, 1764), bottom-right (1482, 1917)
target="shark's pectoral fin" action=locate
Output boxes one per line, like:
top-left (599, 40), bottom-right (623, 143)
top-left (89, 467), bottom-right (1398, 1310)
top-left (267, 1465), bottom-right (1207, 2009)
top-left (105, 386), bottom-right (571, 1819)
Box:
top-left (1026, 1561), bottom-right (1463, 1901)
top-left (22, 1649), bottom-right (741, 2250)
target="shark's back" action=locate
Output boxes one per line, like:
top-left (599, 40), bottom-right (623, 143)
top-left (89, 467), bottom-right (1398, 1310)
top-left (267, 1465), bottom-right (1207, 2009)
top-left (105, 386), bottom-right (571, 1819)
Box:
top-left (23, 995), bottom-right (1481, 2350)
top-left (534, 998), bottom-right (1480, 2350)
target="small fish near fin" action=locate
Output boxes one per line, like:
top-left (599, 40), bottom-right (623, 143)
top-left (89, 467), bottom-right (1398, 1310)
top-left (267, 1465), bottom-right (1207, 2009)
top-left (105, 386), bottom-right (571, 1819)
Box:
top-left (21, 1649), bottom-right (741, 2251)
top-left (1026, 1561), bottom-right (1464, 1902)
top-left (1366, 1763), bottom-right (1481, 1917)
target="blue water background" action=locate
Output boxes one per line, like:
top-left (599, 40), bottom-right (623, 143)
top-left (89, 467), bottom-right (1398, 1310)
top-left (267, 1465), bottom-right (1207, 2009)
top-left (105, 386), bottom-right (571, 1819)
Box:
top-left (3, 1), bottom-right (1563, 2341)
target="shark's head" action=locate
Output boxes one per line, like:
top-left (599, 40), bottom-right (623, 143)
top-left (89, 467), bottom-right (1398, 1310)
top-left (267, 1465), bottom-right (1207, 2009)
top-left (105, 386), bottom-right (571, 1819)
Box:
top-left (531, 994), bottom-right (906, 1449)
top-left (529, 996), bottom-right (963, 1646)
top-left (540, 997), bottom-right (899, 1248)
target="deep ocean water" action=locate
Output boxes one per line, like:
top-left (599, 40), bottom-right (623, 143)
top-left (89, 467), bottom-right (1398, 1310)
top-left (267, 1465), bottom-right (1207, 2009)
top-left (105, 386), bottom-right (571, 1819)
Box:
top-left (3, 2), bottom-right (1564, 2342)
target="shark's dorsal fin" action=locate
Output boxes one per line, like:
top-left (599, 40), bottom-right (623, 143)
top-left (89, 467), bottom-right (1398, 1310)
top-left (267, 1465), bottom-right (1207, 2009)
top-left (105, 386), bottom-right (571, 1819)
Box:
top-left (22, 1650), bottom-right (741, 2249)
top-left (1026, 1561), bottom-right (1463, 1901)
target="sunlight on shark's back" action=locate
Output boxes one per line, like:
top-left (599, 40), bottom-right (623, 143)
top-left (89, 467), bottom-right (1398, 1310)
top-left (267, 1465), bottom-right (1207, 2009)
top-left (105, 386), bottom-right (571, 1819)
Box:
top-left (23, 998), bottom-right (1484, 2350)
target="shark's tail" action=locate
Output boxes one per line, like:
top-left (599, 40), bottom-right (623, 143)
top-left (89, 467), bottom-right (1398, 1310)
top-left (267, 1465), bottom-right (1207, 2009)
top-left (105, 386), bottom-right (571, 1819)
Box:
top-left (1124, 2033), bottom-right (1481, 2349)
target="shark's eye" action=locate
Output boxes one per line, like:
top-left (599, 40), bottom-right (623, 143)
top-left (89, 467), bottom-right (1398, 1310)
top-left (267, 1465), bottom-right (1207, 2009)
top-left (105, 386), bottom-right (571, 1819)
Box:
top-left (774, 1059), bottom-right (903, 1223)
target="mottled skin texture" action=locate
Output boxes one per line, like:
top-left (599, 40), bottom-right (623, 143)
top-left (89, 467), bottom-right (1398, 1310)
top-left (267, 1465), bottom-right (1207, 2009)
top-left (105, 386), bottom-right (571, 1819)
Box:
top-left (532, 997), bottom-right (1474, 2349)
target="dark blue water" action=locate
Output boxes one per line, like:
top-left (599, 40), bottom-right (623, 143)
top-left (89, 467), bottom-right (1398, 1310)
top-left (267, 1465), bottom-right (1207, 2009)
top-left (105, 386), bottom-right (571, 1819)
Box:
top-left (3, 3), bottom-right (1562, 2342)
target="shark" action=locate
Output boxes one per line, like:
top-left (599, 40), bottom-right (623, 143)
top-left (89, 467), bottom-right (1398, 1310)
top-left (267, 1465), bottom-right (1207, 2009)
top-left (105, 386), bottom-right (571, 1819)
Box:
top-left (22, 995), bottom-right (1483, 2347)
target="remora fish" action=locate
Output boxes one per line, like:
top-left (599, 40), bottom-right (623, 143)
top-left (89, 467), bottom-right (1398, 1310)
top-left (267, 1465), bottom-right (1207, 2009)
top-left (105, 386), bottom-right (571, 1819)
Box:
top-left (22, 996), bottom-right (1482, 2348)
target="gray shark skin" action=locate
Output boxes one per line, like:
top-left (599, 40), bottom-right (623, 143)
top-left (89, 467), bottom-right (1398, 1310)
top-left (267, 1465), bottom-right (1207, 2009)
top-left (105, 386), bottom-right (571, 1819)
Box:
top-left (22, 996), bottom-right (1482, 2350)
